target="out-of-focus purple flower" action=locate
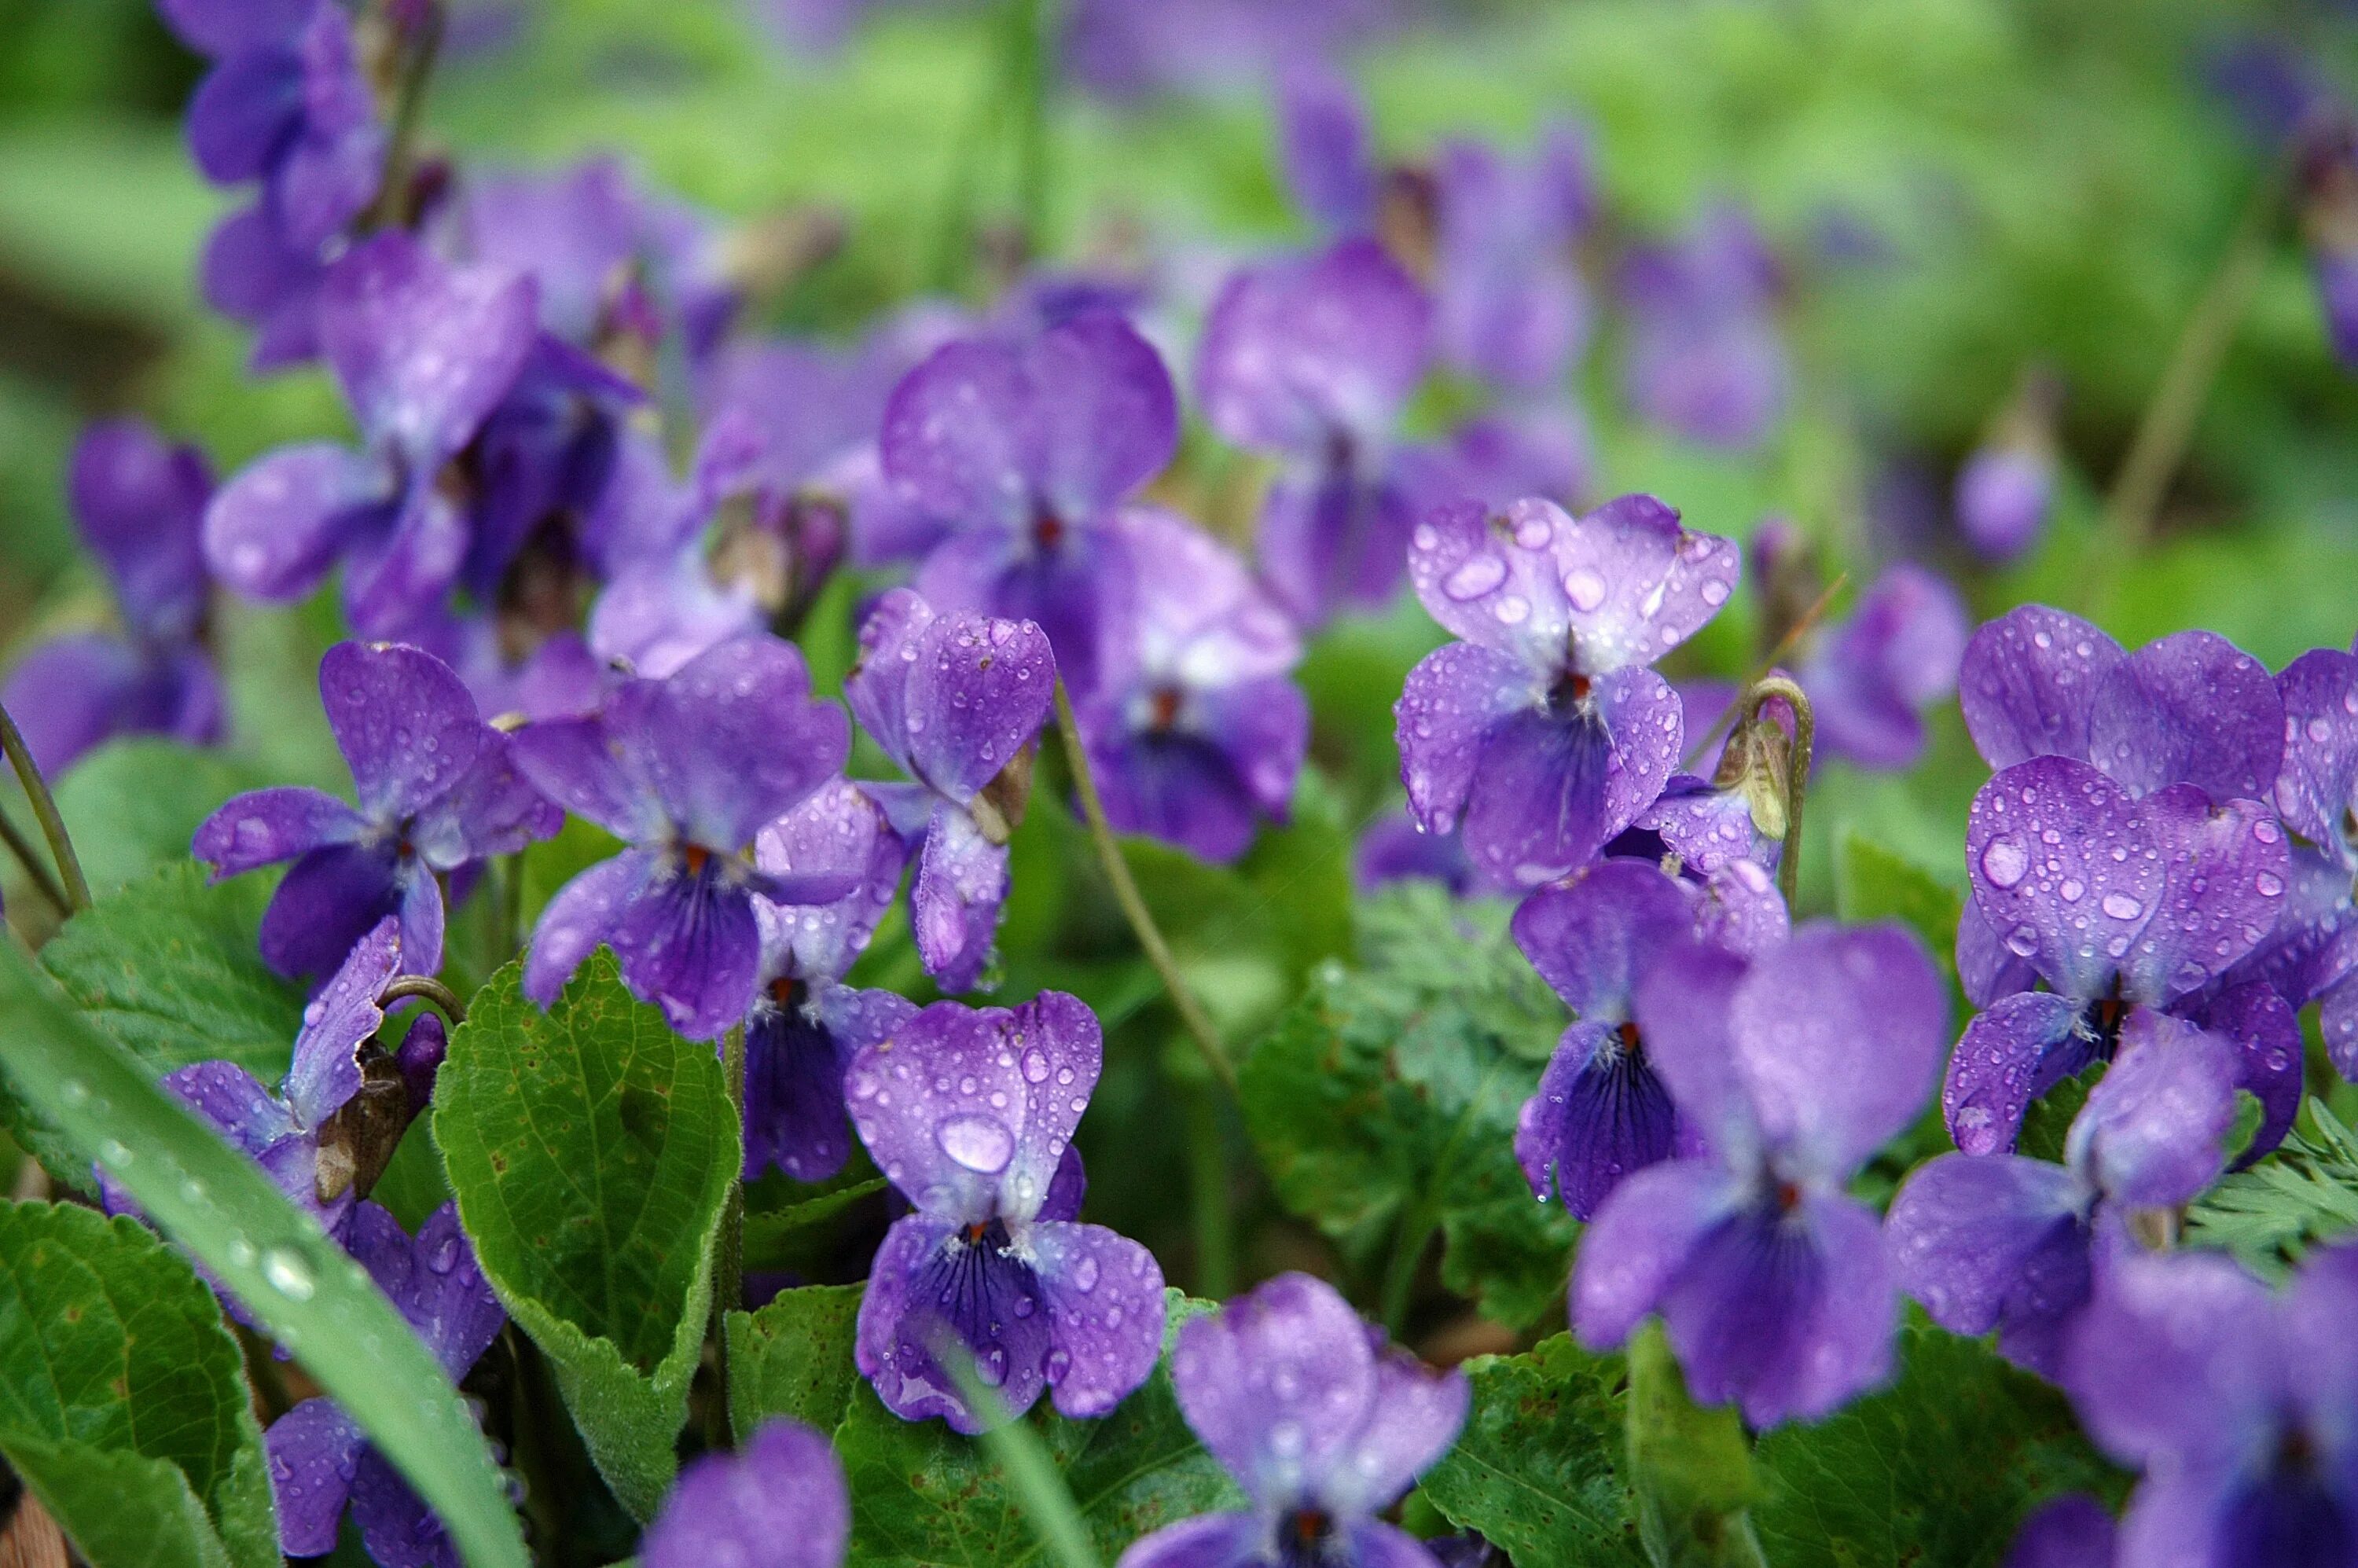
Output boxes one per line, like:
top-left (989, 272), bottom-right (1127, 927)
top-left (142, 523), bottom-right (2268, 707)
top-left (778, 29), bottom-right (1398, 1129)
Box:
top-left (3, 420), bottom-right (222, 775)
top-left (1353, 809), bottom-right (1488, 898)
top-left (743, 780), bottom-right (914, 1184)
top-left (1511, 858), bottom-right (1789, 1221)
top-left (1797, 564), bottom-right (1969, 770)
top-left (1573, 922), bottom-right (1947, 1426)
top-left (846, 591), bottom-right (1055, 992)
top-left (1394, 494), bottom-right (1738, 888)
top-left (1197, 238), bottom-right (1434, 623)
top-left (512, 633), bottom-right (852, 1039)
top-left (1941, 756), bottom-right (2294, 1160)
top-left (641, 1419), bottom-right (848, 1568)
top-left (1431, 123), bottom-right (1592, 395)
top-left (195, 641), bottom-right (558, 979)
top-left (1618, 206), bottom-right (1789, 451)
top-left (2062, 1241), bottom-right (2358, 1568)
top-left (1398, 403), bottom-right (1591, 518)
top-left (1062, 0), bottom-right (1395, 101)
top-left (1073, 510), bottom-right (1306, 863)
top-left (1115, 1272), bottom-right (1467, 1568)
top-left (1890, 1008), bottom-right (2239, 1378)
top-left (201, 198), bottom-right (330, 369)
top-left (1956, 447), bottom-right (2055, 563)
top-left (265, 1203), bottom-right (505, 1568)
top-left (849, 992), bottom-right (1166, 1433)
top-left (204, 233), bottom-right (538, 636)
top-left (1276, 64), bottom-right (1376, 235)
top-left (167, 0), bottom-right (387, 248)
top-left (104, 918), bottom-right (402, 1246)
top-left (881, 313), bottom-right (1177, 696)
top-left (2001, 1496), bottom-right (2117, 1568)
top-left (2301, 119), bottom-right (2358, 369)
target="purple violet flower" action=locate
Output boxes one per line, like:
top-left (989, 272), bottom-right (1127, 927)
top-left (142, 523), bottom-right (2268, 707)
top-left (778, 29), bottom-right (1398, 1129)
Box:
top-left (1889, 1007), bottom-right (2240, 1377)
top-left (102, 917), bottom-right (406, 1247)
top-left (1073, 509), bottom-right (1309, 863)
top-left (1196, 238), bottom-right (1435, 624)
top-left (1796, 564), bottom-right (1970, 771)
top-left (512, 633), bottom-right (853, 1040)
top-left (1115, 1272), bottom-right (1467, 1568)
top-left (195, 641), bottom-right (558, 979)
top-left (1353, 808), bottom-right (1490, 898)
top-left (1942, 755), bottom-right (2296, 1159)
top-left (1572, 921), bottom-right (1948, 1426)
top-left (848, 992), bottom-right (1166, 1433)
top-left (1394, 494), bottom-right (1739, 888)
top-left (1276, 64), bottom-right (1377, 236)
top-left (2002, 1496), bottom-right (2117, 1568)
top-left (880, 312), bottom-right (1178, 698)
top-left (1431, 123), bottom-right (1593, 395)
top-left (167, 0), bottom-right (387, 250)
top-left (2255, 648), bottom-right (2358, 1073)
top-left (2, 419), bottom-right (222, 775)
top-left (1397, 403), bottom-right (1592, 520)
top-left (2062, 1240), bottom-right (2358, 1566)
top-left (744, 780), bottom-right (916, 1184)
top-left (2301, 118), bottom-right (2358, 369)
top-left (265, 1203), bottom-right (505, 1568)
top-left (845, 590), bottom-right (1056, 993)
top-left (641, 1419), bottom-right (848, 1568)
top-left (204, 232), bottom-right (538, 637)
top-left (1511, 857), bottom-right (1788, 1221)
top-left (1957, 447), bottom-right (2056, 564)
top-left (1618, 205), bottom-right (1790, 451)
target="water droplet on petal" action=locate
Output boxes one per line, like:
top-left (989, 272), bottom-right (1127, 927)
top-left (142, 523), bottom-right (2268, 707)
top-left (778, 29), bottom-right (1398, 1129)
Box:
top-left (935, 1114), bottom-right (1014, 1174)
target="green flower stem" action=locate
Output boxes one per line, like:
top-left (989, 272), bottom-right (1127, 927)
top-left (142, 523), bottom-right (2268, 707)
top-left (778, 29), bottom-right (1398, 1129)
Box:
top-left (707, 1021), bottom-right (748, 1448)
top-left (361, 0), bottom-right (444, 232)
top-left (0, 698), bottom-right (90, 913)
top-left (1184, 1081), bottom-right (1235, 1300)
top-left (2103, 157), bottom-right (2288, 561)
top-left (1052, 680), bottom-right (1238, 1098)
top-left (1009, 0), bottom-right (1059, 259)
top-left (936, 1330), bottom-right (1103, 1568)
top-left (376, 974), bottom-right (468, 1027)
top-left (1681, 571), bottom-right (1846, 773)
top-left (1739, 674), bottom-right (1814, 911)
top-left (1379, 1199), bottom-right (1438, 1340)
top-left (0, 798), bottom-right (70, 919)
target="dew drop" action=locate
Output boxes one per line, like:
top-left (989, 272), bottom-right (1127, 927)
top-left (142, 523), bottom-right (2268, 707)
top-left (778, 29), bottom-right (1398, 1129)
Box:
top-left (2099, 892), bottom-right (2144, 921)
top-left (1563, 567), bottom-right (1607, 611)
top-left (263, 1247), bottom-right (318, 1302)
top-left (1442, 556), bottom-right (1507, 601)
top-left (1980, 837), bottom-right (2029, 890)
top-left (935, 1114), bottom-right (1014, 1174)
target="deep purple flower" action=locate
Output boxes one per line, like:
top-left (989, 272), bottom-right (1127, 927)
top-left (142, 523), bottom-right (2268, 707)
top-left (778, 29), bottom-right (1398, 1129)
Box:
top-left (2256, 648), bottom-right (2358, 1071)
top-left (1115, 1272), bottom-right (1467, 1568)
top-left (103, 917), bottom-right (405, 1245)
top-left (167, 0), bottom-right (386, 248)
top-left (1941, 756), bottom-right (2294, 1159)
top-left (1890, 1008), bottom-right (2239, 1378)
top-left (2, 419), bottom-right (222, 775)
top-left (1958, 607), bottom-right (2285, 804)
top-left (743, 780), bottom-right (915, 1184)
top-left (1618, 206), bottom-right (1789, 451)
top-left (266, 1203), bottom-right (505, 1568)
top-left (1074, 510), bottom-right (1308, 863)
top-left (849, 992), bottom-right (1166, 1433)
top-left (641, 1419), bottom-right (848, 1568)
top-left (1573, 922), bottom-right (1947, 1426)
top-left (881, 312), bottom-right (1177, 697)
top-left (1395, 494), bottom-right (1738, 888)
top-left (1957, 448), bottom-right (2055, 564)
top-left (454, 158), bottom-right (657, 348)
top-left (1797, 564), bottom-right (1970, 771)
top-left (1431, 123), bottom-right (1593, 395)
top-left (1352, 809), bottom-right (1489, 898)
top-left (204, 233), bottom-right (538, 637)
top-left (1398, 403), bottom-right (1592, 520)
top-left (1196, 238), bottom-right (1434, 623)
top-left (1512, 858), bottom-right (1788, 1221)
top-left (1118, 1273), bottom-right (1462, 1566)
top-left (513, 633), bottom-right (853, 1040)
top-left (2003, 1496), bottom-right (2117, 1568)
top-left (1276, 64), bottom-right (1376, 235)
top-left (1061, 0), bottom-right (1395, 101)
top-left (2302, 119), bottom-right (2358, 369)
top-left (845, 590), bottom-right (1056, 993)
top-left (2062, 1241), bottom-right (2358, 1568)
top-left (195, 641), bottom-right (557, 979)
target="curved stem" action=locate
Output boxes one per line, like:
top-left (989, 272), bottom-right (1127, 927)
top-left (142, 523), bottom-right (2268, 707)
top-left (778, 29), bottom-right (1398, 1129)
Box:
top-left (376, 975), bottom-right (468, 1026)
top-left (0, 700), bottom-right (89, 913)
top-left (1740, 674), bottom-right (1814, 910)
top-left (0, 800), bottom-right (70, 919)
top-left (1052, 680), bottom-right (1237, 1098)
top-left (1682, 571), bottom-right (1847, 773)
top-left (2103, 160), bottom-right (2287, 560)
top-left (360, 0), bottom-right (444, 232)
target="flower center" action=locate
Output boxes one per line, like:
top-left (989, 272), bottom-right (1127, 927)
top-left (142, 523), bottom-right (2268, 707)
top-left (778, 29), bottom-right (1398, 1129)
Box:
top-left (769, 975), bottom-right (808, 1012)
top-left (681, 843), bottom-right (711, 876)
top-left (1280, 1506), bottom-right (1337, 1566)
top-left (1547, 670), bottom-right (1595, 718)
top-left (1030, 500), bottom-right (1065, 553)
top-left (1148, 685), bottom-right (1185, 733)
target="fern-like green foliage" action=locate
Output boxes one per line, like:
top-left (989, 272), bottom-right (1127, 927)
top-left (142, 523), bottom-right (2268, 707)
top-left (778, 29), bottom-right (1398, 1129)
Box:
top-left (2187, 1099), bottom-right (2358, 1282)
